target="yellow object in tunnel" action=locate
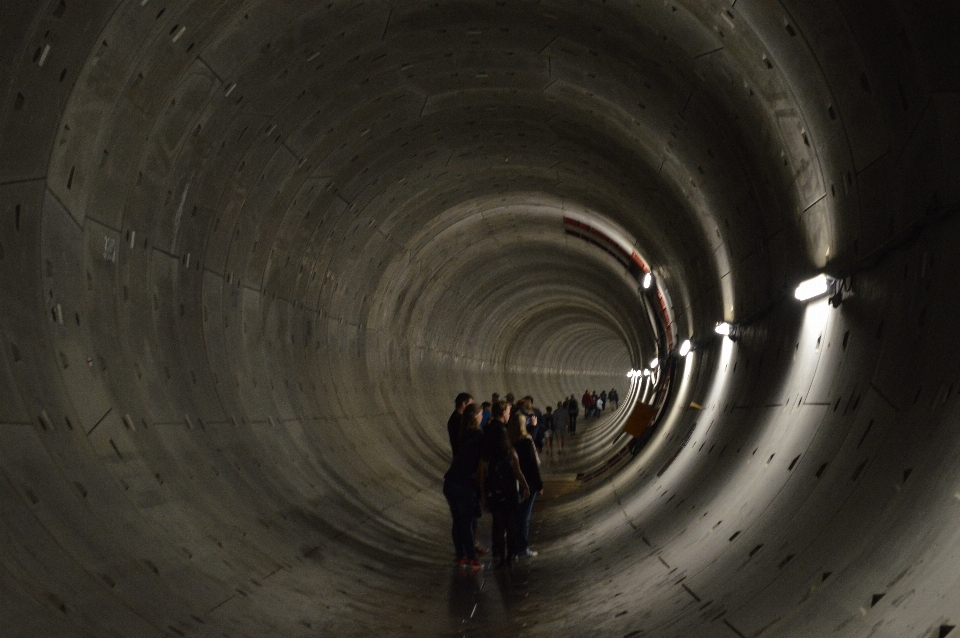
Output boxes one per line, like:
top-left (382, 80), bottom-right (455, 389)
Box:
top-left (622, 402), bottom-right (657, 439)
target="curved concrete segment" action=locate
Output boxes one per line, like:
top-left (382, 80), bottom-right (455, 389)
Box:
top-left (1, 1), bottom-right (959, 636)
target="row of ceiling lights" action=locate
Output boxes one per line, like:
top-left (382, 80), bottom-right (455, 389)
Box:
top-left (715, 273), bottom-right (844, 340)
top-left (630, 273), bottom-right (839, 377)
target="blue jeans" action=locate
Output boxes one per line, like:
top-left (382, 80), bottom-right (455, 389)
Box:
top-left (517, 492), bottom-right (537, 551)
top-left (443, 480), bottom-right (476, 561)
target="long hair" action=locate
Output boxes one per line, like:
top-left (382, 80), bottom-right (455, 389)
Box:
top-left (507, 412), bottom-right (530, 445)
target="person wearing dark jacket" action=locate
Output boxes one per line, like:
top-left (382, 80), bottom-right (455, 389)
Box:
top-left (508, 412), bottom-right (544, 558)
top-left (567, 395), bottom-right (579, 433)
top-left (443, 403), bottom-right (484, 570)
top-left (447, 392), bottom-right (473, 456)
top-left (481, 401), bottom-right (530, 567)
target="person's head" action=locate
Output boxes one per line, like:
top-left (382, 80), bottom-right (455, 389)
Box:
top-left (491, 392), bottom-right (500, 404)
top-left (491, 399), bottom-right (511, 422)
top-left (518, 397), bottom-right (532, 412)
top-left (546, 406), bottom-right (552, 414)
top-left (481, 401), bottom-right (491, 412)
top-left (461, 403), bottom-right (482, 431)
top-left (504, 393), bottom-right (515, 405)
top-left (454, 392), bottom-right (473, 412)
top-left (507, 412), bottom-right (530, 445)
top-left (558, 401), bottom-right (564, 409)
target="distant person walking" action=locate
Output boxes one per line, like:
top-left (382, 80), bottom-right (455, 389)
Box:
top-left (550, 400), bottom-right (568, 453)
top-left (609, 388), bottom-right (619, 409)
top-left (568, 395), bottom-right (579, 434)
top-left (582, 390), bottom-right (594, 419)
top-left (540, 406), bottom-right (554, 452)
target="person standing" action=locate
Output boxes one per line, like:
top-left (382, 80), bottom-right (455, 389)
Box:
top-left (599, 390), bottom-right (607, 412)
top-left (609, 388), bottom-right (619, 410)
top-left (551, 400), bottom-right (568, 453)
top-left (568, 395), bottom-right (579, 434)
top-left (481, 401), bottom-right (530, 567)
top-left (538, 406), bottom-right (554, 453)
top-left (508, 412), bottom-right (543, 558)
top-left (516, 397), bottom-right (537, 444)
top-left (582, 390), bottom-right (593, 419)
top-left (442, 403), bottom-right (484, 570)
top-left (448, 393), bottom-right (473, 456)
top-left (530, 397), bottom-right (544, 451)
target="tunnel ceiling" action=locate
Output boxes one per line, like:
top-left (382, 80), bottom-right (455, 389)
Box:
top-left (2, 0), bottom-right (960, 637)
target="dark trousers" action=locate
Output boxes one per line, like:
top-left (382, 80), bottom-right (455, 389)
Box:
top-left (569, 413), bottom-right (578, 433)
top-left (490, 503), bottom-right (520, 561)
top-left (517, 492), bottom-right (537, 551)
top-left (443, 480), bottom-right (476, 561)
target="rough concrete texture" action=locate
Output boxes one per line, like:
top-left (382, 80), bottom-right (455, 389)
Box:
top-left (1, 1), bottom-right (960, 636)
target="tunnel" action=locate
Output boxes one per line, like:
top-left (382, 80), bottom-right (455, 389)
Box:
top-left (2, 1), bottom-right (960, 636)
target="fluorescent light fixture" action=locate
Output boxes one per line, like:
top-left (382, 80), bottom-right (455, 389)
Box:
top-left (715, 322), bottom-right (732, 336)
top-left (679, 339), bottom-right (692, 357)
top-left (642, 272), bottom-right (653, 289)
top-left (649, 357), bottom-right (659, 368)
top-left (642, 368), bottom-right (651, 377)
top-left (794, 274), bottom-right (831, 301)
top-left (627, 369), bottom-right (641, 378)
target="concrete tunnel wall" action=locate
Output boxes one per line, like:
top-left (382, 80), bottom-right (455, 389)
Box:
top-left (1, 1), bottom-right (959, 636)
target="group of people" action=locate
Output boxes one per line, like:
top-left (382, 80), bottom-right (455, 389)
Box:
top-left (581, 388), bottom-right (618, 419)
top-left (441, 389), bottom-right (617, 570)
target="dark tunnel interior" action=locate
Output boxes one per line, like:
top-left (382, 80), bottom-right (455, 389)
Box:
top-left (2, 1), bottom-right (960, 636)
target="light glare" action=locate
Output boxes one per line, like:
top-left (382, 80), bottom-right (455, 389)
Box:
top-left (679, 339), bottom-right (692, 356)
top-left (642, 272), bottom-right (653, 289)
top-left (649, 357), bottom-right (659, 368)
top-left (795, 274), bottom-right (830, 301)
top-left (715, 322), bottom-right (731, 336)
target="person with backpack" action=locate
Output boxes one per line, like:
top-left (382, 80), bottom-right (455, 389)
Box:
top-left (481, 400), bottom-right (530, 567)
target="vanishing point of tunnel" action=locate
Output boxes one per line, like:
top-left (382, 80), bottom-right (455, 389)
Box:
top-left (2, 1), bottom-right (960, 637)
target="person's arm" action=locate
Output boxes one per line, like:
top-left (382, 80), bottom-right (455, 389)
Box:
top-left (509, 449), bottom-right (530, 499)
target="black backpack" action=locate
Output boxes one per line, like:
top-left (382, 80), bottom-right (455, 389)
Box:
top-left (485, 455), bottom-right (518, 507)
